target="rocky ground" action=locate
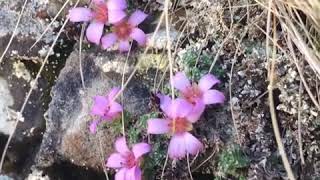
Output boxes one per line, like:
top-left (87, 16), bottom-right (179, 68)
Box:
top-left (0, 0), bottom-right (319, 179)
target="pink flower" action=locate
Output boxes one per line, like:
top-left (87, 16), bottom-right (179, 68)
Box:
top-left (90, 87), bottom-right (123, 133)
top-left (68, 0), bottom-right (127, 44)
top-left (172, 72), bottom-right (225, 121)
top-left (106, 137), bottom-right (151, 180)
top-left (147, 97), bottom-right (203, 159)
top-left (101, 10), bottom-right (147, 52)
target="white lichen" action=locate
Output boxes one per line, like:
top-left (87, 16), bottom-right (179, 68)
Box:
top-left (0, 77), bottom-right (15, 135)
top-left (13, 61), bottom-right (31, 82)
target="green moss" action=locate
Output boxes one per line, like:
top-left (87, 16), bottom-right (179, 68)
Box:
top-left (142, 139), bottom-right (167, 179)
top-left (217, 145), bottom-right (249, 179)
top-left (126, 111), bottom-right (167, 179)
top-left (181, 48), bottom-right (224, 81)
top-left (127, 111), bottom-right (160, 144)
top-left (101, 111), bottom-right (132, 134)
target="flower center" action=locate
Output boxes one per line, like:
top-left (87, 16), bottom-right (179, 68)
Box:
top-left (182, 84), bottom-right (203, 104)
top-left (169, 118), bottom-right (192, 134)
top-left (113, 21), bottom-right (133, 40)
top-left (123, 152), bottom-right (137, 168)
top-left (103, 105), bottom-right (111, 117)
top-left (93, 3), bottom-right (108, 23)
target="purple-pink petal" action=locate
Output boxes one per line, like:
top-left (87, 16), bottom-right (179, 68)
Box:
top-left (170, 98), bottom-right (193, 118)
top-left (184, 132), bottom-right (203, 155)
top-left (93, 0), bottom-right (104, 4)
top-left (203, 90), bottom-right (225, 105)
top-left (101, 33), bottom-right (118, 49)
top-left (147, 118), bottom-right (170, 134)
top-left (126, 166), bottom-right (142, 180)
top-left (89, 119), bottom-right (101, 134)
top-left (115, 137), bottom-right (130, 154)
top-left (90, 96), bottom-right (109, 116)
top-left (119, 40), bottom-right (130, 52)
top-left (106, 153), bottom-right (125, 168)
top-left (132, 143), bottom-right (151, 158)
top-left (168, 132), bottom-right (202, 159)
top-left (172, 72), bottom-right (190, 93)
top-left (128, 10), bottom-right (148, 26)
top-left (168, 134), bottom-right (186, 159)
top-left (107, 87), bottom-right (121, 101)
top-left (198, 74), bottom-right (220, 92)
top-left (130, 28), bottom-right (146, 46)
top-left (107, 0), bottom-right (127, 10)
top-left (115, 168), bottom-right (126, 180)
top-left (108, 10), bottom-right (127, 24)
top-left (116, 167), bottom-right (141, 180)
top-left (86, 21), bottom-right (104, 45)
top-left (107, 102), bottom-right (123, 117)
top-left (157, 94), bottom-right (173, 117)
top-left (68, 8), bottom-right (93, 22)
top-left (187, 100), bottom-right (205, 123)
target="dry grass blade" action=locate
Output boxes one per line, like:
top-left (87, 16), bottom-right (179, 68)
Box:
top-left (268, 14), bottom-right (295, 180)
top-left (98, 135), bottom-right (110, 180)
top-left (228, 27), bottom-right (248, 145)
top-left (79, 23), bottom-right (86, 89)
top-left (0, 0), bottom-right (29, 64)
top-left (160, 0), bottom-right (174, 177)
top-left (187, 153), bottom-right (194, 180)
top-left (120, 42), bottom-right (133, 138)
top-left (298, 80), bottom-right (305, 165)
top-left (164, 0), bottom-right (175, 99)
top-left (257, 0), bottom-right (320, 174)
top-left (161, 153), bottom-right (169, 180)
top-left (284, 0), bottom-right (320, 29)
top-left (112, 11), bottom-right (165, 101)
top-left (274, 1), bottom-right (320, 78)
top-left (284, 26), bottom-right (320, 110)
top-left (79, 0), bottom-right (93, 89)
top-left (191, 149), bottom-right (216, 172)
top-left (253, 22), bottom-right (320, 110)
top-left (266, 0), bottom-right (273, 78)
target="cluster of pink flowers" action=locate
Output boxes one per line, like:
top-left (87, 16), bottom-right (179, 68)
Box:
top-left (68, 0), bottom-right (147, 52)
top-left (90, 88), bottom-right (151, 180)
top-left (147, 72), bottom-right (225, 159)
top-left (72, 1), bottom-right (225, 179)
top-left (89, 73), bottom-right (224, 179)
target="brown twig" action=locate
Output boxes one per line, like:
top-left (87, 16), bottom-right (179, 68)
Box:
top-left (267, 13), bottom-right (295, 180)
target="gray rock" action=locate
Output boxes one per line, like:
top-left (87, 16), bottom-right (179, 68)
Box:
top-left (36, 47), bottom-right (151, 171)
top-left (0, 0), bottom-right (55, 60)
top-left (0, 56), bottom-right (50, 177)
top-left (146, 28), bottom-right (180, 50)
top-left (0, 1), bottom-right (73, 176)
top-left (46, 0), bottom-right (89, 18)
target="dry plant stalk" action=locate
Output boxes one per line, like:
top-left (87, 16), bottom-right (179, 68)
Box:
top-left (275, 0), bottom-right (320, 77)
top-left (284, 0), bottom-right (320, 29)
top-left (268, 12), bottom-right (295, 180)
top-left (258, 1), bottom-right (320, 177)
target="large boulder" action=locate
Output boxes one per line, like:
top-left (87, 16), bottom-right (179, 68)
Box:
top-left (36, 47), bottom-right (152, 171)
